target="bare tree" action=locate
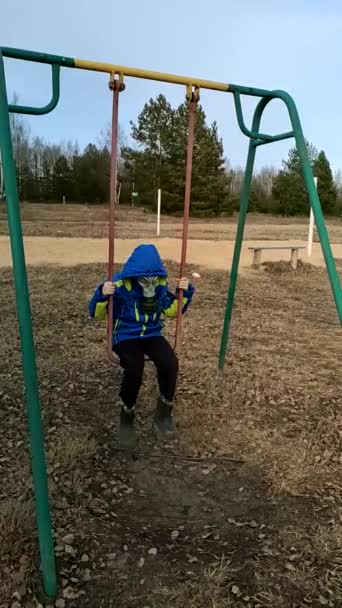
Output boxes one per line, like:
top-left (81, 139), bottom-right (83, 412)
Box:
top-left (256, 165), bottom-right (277, 197)
top-left (334, 169), bottom-right (342, 195)
top-left (229, 166), bottom-right (245, 196)
top-left (98, 122), bottom-right (126, 157)
top-left (9, 94), bottom-right (31, 176)
top-left (98, 123), bottom-right (127, 204)
top-left (59, 139), bottom-right (80, 165)
top-left (31, 136), bottom-right (46, 177)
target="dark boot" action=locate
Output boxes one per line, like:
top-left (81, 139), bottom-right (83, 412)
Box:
top-left (153, 396), bottom-right (176, 440)
top-left (118, 404), bottom-right (136, 449)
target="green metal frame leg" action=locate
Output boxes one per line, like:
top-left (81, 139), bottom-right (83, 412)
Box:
top-left (0, 52), bottom-right (57, 597)
top-left (218, 139), bottom-right (256, 369)
top-left (280, 90), bottom-right (342, 322)
top-left (218, 95), bottom-right (272, 370)
top-left (219, 89), bottom-right (342, 370)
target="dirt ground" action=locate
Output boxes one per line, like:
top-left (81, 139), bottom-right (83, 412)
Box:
top-left (1, 236), bottom-right (340, 272)
top-left (1, 203), bottom-right (341, 272)
top-left (1, 204), bottom-right (342, 608)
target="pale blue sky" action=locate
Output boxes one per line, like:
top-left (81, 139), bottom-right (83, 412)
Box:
top-left (1, 0), bottom-right (342, 170)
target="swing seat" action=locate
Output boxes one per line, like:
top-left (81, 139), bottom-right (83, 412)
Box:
top-left (110, 351), bottom-right (150, 366)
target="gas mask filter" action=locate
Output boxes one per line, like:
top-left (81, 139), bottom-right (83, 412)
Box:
top-left (138, 276), bottom-right (159, 313)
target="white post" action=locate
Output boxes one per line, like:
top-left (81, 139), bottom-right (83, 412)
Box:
top-left (307, 176), bottom-right (317, 256)
top-left (62, 195), bottom-right (66, 206)
top-left (157, 188), bottom-right (161, 237)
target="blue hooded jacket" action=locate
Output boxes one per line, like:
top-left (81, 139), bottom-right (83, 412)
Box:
top-left (88, 244), bottom-right (195, 345)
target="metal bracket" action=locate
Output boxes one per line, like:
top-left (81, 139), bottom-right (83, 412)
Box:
top-left (8, 64), bottom-right (60, 115)
top-left (108, 72), bottom-right (125, 92)
top-left (186, 84), bottom-right (200, 103)
top-left (233, 91), bottom-right (294, 144)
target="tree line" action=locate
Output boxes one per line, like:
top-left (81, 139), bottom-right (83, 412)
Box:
top-left (1, 93), bottom-right (341, 216)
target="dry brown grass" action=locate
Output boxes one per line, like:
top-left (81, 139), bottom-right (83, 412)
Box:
top-left (180, 400), bottom-right (342, 498)
top-left (0, 498), bottom-right (34, 558)
top-left (176, 368), bottom-right (342, 497)
top-left (150, 523), bottom-right (342, 608)
top-left (0, 253), bottom-right (341, 606)
top-left (48, 426), bottom-right (97, 471)
top-left (170, 259), bottom-right (342, 498)
top-left (149, 559), bottom-right (237, 607)
top-left (0, 498), bottom-right (36, 604)
top-left (210, 406), bottom-right (342, 496)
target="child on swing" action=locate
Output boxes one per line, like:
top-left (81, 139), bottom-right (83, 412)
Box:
top-left (89, 244), bottom-right (195, 448)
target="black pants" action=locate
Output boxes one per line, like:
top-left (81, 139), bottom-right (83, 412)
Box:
top-left (113, 336), bottom-right (179, 409)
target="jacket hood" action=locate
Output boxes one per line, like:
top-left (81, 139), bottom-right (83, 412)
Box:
top-left (118, 244), bottom-right (167, 279)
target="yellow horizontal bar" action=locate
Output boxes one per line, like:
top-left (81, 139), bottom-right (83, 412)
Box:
top-left (74, 58), bottom-right (229, 92)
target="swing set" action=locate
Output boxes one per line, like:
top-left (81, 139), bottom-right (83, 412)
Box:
top-left (0, 47), bottom-right (341, 598)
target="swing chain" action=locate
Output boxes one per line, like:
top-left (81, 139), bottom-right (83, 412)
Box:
top-left (186, 84), bottom-right (200, 103)
top-left (108, 72), bottom-right (125, 92)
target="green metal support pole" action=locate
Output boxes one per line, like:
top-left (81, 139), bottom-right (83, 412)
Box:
top-left (0, 52), bottom-right (57, 598)
top-left (219, 140), bottom-right (255, 370)
top-left (218, 139), bottom-right (257, 369)
top-left (278, 91), bottom-right (342, 323)
top-left (218, 95), bottom-right (274, 370)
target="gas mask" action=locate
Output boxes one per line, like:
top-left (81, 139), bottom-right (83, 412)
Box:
top-left (138, 276), bottom-right (159, 313)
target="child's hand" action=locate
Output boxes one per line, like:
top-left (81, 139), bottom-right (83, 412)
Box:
top-left (102, 281), bottom-right (115, 296)
top-left (177, 277), bottom-right (189, 291)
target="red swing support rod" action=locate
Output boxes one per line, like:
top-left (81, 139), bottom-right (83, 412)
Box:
top-left (107, 75), bottom-right (124, 364)
top-left (175, 88), bottom-right (199, 350)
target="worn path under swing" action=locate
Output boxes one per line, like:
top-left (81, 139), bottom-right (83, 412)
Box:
top-left (1, 235), bottom-right (341, 270)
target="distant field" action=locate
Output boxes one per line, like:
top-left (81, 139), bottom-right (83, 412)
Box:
top-left (0, 202), bottom-right (341, 242)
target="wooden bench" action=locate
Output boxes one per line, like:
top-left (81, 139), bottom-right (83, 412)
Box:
top-left (248, 246), bottom-right (306, 270)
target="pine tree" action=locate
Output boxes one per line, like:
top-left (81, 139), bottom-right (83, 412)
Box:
top-left (123, 94), bottom-right (231, 215)
top-left (72, 144), bottom-right (110, 203)
top-left (272, 141), bottom-right (318, 215)
top-left (130, 94), bottom-right (174, 157)
top-left (122, 95), bottom-right (176, 209)
top-left (314, 151), bottom-right (337, 215)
